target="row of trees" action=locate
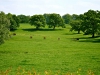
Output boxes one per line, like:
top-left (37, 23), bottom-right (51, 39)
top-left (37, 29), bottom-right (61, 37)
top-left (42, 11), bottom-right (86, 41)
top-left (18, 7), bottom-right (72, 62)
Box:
top-left (0, 12), bottom-right (10, 44)
top-left (0, 11), bottom-right (20, 44)
top-left (0, 10), bottom-right (100, 44)
top-left (70, 10), bottom-right (100, 38)
top-left (30, 13), bottom-right (65, 29)
top-left (29, 10), bottom-right (100, 38)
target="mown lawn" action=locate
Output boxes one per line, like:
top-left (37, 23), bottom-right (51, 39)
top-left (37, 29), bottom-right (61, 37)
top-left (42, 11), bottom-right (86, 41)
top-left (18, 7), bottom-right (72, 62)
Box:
top-left (0, 23), bottom-right (100, 75)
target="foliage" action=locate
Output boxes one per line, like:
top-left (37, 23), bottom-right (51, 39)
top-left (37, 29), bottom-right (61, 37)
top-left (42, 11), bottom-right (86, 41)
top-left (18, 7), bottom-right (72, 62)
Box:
top-left (30, 15), bottom-right (46, 29)
top-left (43, 13), bottom-right (50, 25)
top-left (70, 20), bottom-right (82, 34)
top-left (0, 11), bottom-right (10, 44)
top-left (81, 10), bottom-right (100, 37)
top-left (17, 14), bottom-right (30, 23)
top-left (12, 15), bottom-right (20, 27)
top-left (7, 13), bottom-right (20, 30)
top-left (62, 14), bottom-right (72, 24)
top-left (71, 14), bottom-right (79, 20)
top-left (47, 13), bottom-right (65, 29)
top-left (70, 14), bottom-right (82, 34)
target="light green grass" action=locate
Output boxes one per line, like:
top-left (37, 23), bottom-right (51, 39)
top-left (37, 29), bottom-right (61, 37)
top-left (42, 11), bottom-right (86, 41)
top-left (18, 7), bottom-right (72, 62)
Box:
top-left (0, 23), bottom-right (100, 75)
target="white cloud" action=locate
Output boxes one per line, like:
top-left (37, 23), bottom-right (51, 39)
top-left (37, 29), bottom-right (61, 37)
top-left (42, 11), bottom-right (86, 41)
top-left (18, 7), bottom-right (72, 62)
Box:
top-left (0, 0), bottom-right (100, 16)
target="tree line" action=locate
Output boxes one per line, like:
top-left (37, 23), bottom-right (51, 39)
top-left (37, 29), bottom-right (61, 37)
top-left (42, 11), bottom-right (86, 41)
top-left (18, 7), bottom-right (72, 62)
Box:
top-left (0, 10), bottom-right (100, 44)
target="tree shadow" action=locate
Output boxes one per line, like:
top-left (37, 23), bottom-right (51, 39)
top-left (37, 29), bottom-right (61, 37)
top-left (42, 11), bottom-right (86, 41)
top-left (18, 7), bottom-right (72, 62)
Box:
top-left (22, 28), bottom-right (64, 32)
top-left (64, 33), bottom-right (80, 35)
top-left (10, 29), bottom-right (17, 31)
top-left (79, 36), bottom-right (100, 43)
top-left (22, 28), bottom-right (37, 32)
top-left (64, 31), bottom-right (83, 35)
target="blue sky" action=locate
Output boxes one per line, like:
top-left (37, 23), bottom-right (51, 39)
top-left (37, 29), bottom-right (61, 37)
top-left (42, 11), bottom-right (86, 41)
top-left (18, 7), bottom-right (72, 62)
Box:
top-left (0, 0), bottom-right (100, 16)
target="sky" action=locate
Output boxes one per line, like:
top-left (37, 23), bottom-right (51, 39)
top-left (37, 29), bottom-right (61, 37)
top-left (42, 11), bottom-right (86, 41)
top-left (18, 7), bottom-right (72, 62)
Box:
top-left (0, 0), bottom-right (100, 16)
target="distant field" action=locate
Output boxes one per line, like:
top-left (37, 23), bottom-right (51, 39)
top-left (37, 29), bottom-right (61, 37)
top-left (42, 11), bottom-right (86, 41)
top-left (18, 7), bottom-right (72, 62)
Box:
top-left (0, 23), bottom-right (100, 75)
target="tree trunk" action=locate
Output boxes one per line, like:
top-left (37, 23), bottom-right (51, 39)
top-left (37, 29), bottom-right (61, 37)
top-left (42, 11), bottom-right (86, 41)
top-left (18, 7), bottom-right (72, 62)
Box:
top-left (53, 26), bottom-right (55, 30)
top-left (78, 30), bottom-right (80, 34)
top-left (92, 33), bottom-right (95, 38)
top-left (36, 26), bottom-right (39, 29)
top-left (92, 24), bottom-right (95, 38)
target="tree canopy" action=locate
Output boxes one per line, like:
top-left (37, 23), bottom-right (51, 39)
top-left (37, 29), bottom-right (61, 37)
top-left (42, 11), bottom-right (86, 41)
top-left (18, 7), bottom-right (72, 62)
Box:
top-left (17, 15), bottom-right (30, 23)
top-left (47, 13), bottom-right (65, 29)
top-left (29, 15), bottom-right (46, 29)
top-left (70, 20), bottom-right (82, 34)
top-left (62, 14), bottom-right (72, 24)
top-left (0, 11), bottom-right (10, 44)
top-left (69, 10), bottom-right (100, 37)
top-left (70, 14), bottom-right (82, 34)
top-left (81, 10), bottom-right (100, 37)
top-left (7, 13), bottom-right (20, 30)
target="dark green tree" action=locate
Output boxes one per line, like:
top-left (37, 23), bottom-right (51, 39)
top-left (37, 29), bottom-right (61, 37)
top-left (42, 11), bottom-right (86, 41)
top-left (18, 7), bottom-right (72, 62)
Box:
top-left (0, 11), bottom-right (10, 44)
top-left (72, 14), bottom-right (79, 20)
top-left (81, 10), bottom-right (100, 38)
top-left (7, 13), bottom-right (20, 30)
top-left (17, 15), bottom-right (30, 23)
top-left (70, 14), bottom-right (82, 34)
top-left (70, 20), bottom-right (82, 34)
top-left (43, 13), bottom-right (50, 25)
top-left (62, 14), bottom-right (72, 24)
top-left (12, 15), bottom-right (20, 27)
top-left (47, 13), bottom-right (65, 29)
top-left (97, 10), bottom-right (100, 35)
top-left (30, 15), bottom-right (46, 29)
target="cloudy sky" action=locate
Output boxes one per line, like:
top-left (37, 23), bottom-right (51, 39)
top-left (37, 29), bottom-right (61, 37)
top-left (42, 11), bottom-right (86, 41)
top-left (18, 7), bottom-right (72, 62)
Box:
top-left (0, 0), bottom-right (100, 16)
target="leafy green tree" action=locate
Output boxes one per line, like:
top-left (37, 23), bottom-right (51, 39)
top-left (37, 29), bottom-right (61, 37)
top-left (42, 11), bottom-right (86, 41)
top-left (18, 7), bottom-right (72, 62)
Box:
top-left (10, 19), bottom-right (17, 30)
top-left (7, 13), bottom-right (20, 30)
top-left (30, 15), bottom-right (46, 29)
top-left (17, 15), bottom-right (30, 23)
top-left (81, 10), bottom-right (100, 38)
top-left (72, 14), bottom-right (79, 20)
top-left (47, 13), bottom-right (65, 29)
top-left (97, 10), bottom-right (100, 35)
top-left (12, 15), bottom-right (20, 27)
top-left (0, 11), bottom-right (10, 44)
top-left (43, 13), bottom-right (50, 25)
top-left (70, 20), bottom-right (82, 34)
top-left (62, 14), bottom-right (72, 24)
top-left (70, 14), bottom-right (82, 34)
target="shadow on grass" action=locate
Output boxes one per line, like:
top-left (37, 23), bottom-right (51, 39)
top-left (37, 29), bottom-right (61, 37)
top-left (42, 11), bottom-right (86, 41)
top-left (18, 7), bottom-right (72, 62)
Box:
top-left (64, 33), bottom-right (80, 35)
top-left (79, 36), bottom-right (100, 43)
top-left (22, 28), bottom-right (64, 32)
top-left (10, 29), bottom-right (17, 31)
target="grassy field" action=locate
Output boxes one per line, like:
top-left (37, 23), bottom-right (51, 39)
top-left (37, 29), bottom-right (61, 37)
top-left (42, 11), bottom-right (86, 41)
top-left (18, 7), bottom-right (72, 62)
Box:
top-left (0, 23), bottom-right (100, 75)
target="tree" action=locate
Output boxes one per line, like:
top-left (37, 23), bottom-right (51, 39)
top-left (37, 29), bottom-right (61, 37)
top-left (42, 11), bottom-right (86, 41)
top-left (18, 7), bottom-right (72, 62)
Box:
top-left (47, 13), bottom-right (65, 29)
top-left (30, 15), bottom-right (46, 29)
top-left (0, 11), bottom-right (10, 44)
top-left (70, 20), bottom-right (82, 34)
top-left (72, 14), bottom-right (79, 20)
top-left (97, 10), bottom-right (100, 35)
top-left (70, 14), bottom-right (82, 34)
top-left (12, 15), bottom-right (20, 27)
top-left (17, 15), bottom-right (30, 23)
top-left (81, 10), bottom-right (100, 38)
top-left (62, 14), bottom-right (72, 24)
top-left (43, 13), bottom-right (50, 25)
top-left (7, 13), bottom-right (20, 30)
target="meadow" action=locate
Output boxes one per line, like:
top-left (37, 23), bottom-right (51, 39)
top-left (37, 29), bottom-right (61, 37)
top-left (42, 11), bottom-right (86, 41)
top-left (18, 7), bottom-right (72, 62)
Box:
top-left (0, 23), bottom-right (100, 75)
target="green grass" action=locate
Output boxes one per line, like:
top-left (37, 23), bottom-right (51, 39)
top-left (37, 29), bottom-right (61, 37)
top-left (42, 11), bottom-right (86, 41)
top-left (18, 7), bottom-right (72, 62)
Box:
top-left (0, 23), bottom-right (100, 75)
